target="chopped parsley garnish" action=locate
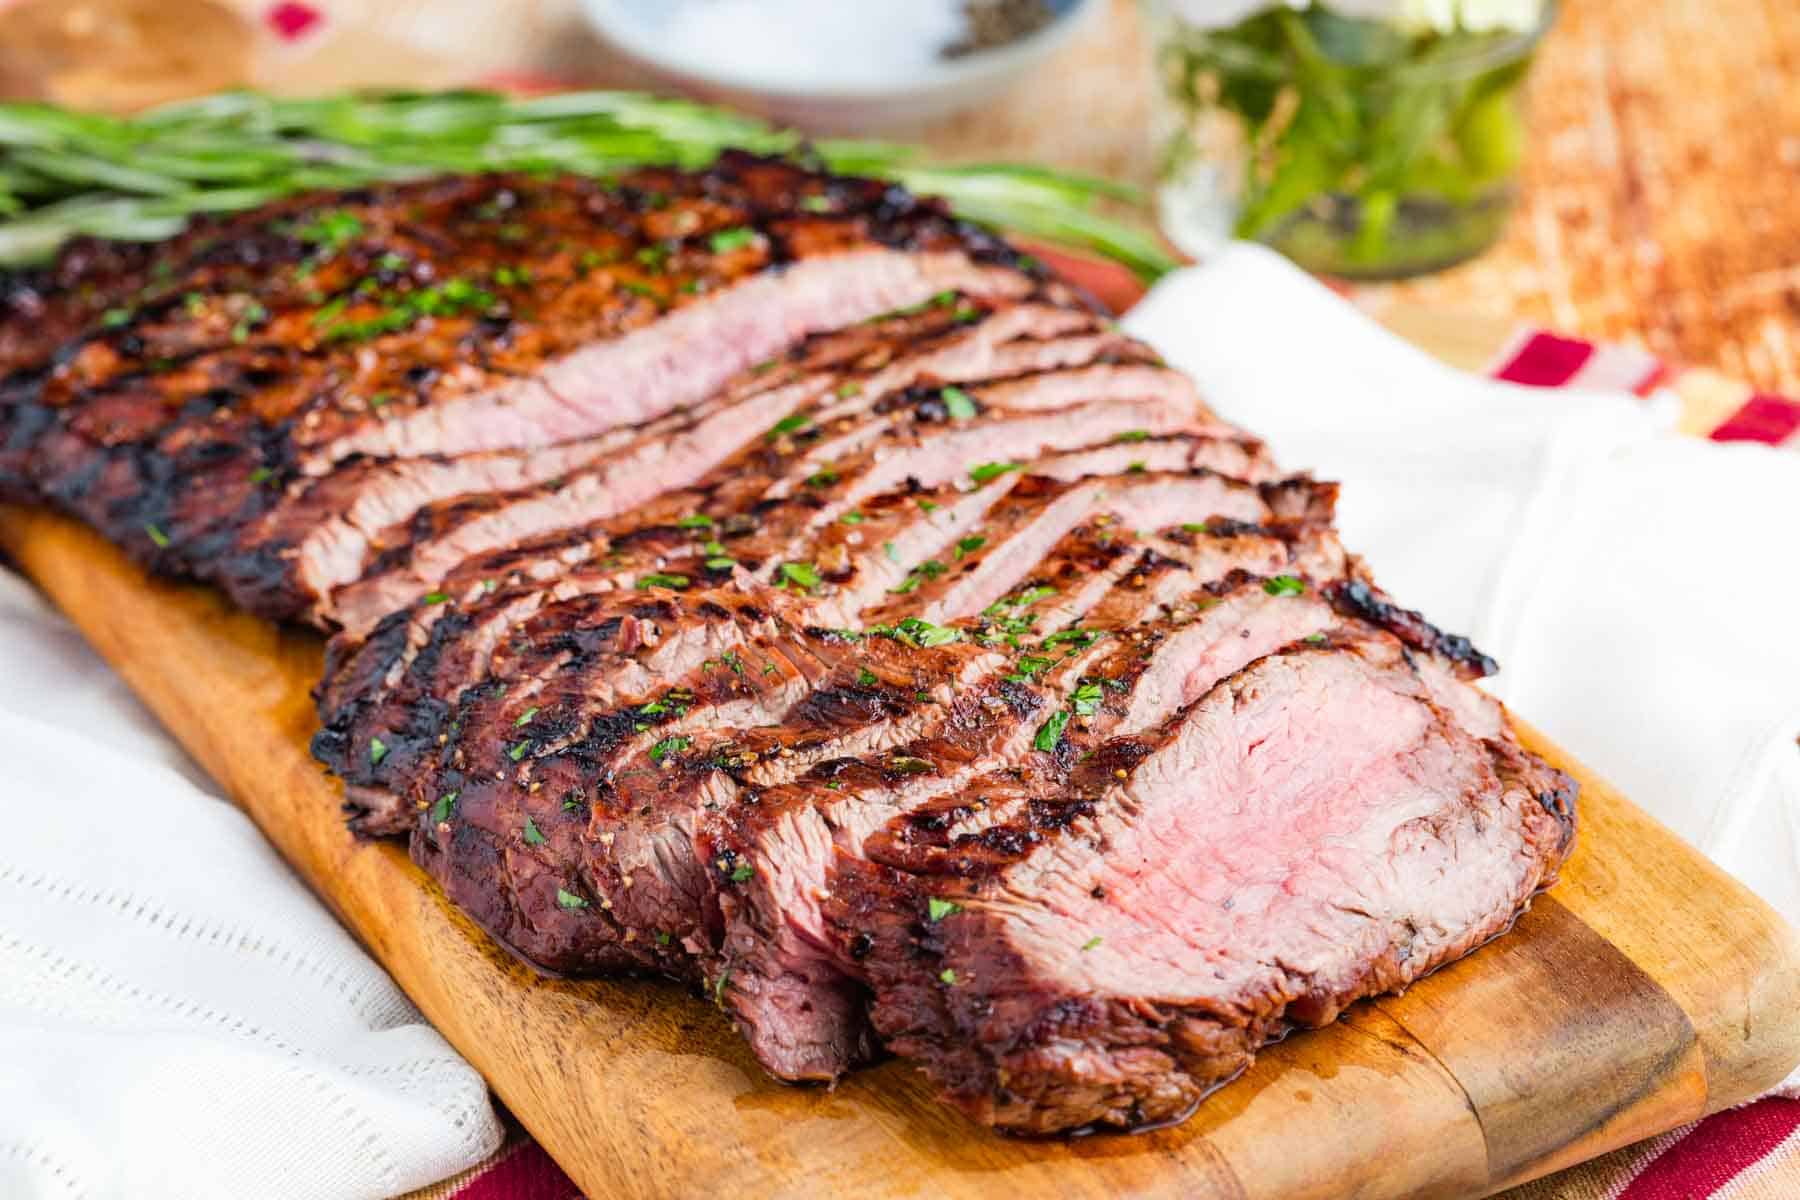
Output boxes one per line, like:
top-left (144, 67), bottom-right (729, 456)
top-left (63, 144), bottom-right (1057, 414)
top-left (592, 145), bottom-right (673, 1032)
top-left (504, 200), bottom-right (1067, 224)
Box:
top-left (939, 968), bottom-right (959, 985)
top-left (1115, 429), bottom-right (1152, 442)
top-left (721, 652), bottom-right (744, 676)
top-left (942, 386), bottom-right (977, 420)
top-left (636, 572), bottom-right (691, 590)
top-left (780, 561), bottom-right (822, 591)
top-left (649, 735), bottom-right (691, 764)
top-left (640, 699), bottom-right (669, 715)
top-left (368, 737), bottom-right (388, 765)
top-left (676, 513), bottom-right (713, 528)
top-left (1008, 654), bottom-right (1054, 681)
top-left (514, 706), bottom-right (539, 727)
top-left (890, 559), bottom-right (945, 594)
top-left (633, 244), bottom-right (668, 269)
top-left (296, 210), bottom-right (364, 253)
top-left (986, 586), bottom-right (1057, 619)
top-left (1081, 935), bottom-right (1103, 951)
top-left (840, 511), bottom-right (865, 525)
top-left (878, 616), bottom-right (962, 648)
top-left (1071, 682), bottom-right (1105, 716)
top-left (766, 413), bottom-right (811, 441)
top-left (421, 591), bottom-right (450, 605)
top-left (1126, 460), bottom-right (1147, 474)
top-left (1042, 628), bottom-right (1102, 648)
top-left (1034, 710), bottom-right (1071, 752)
top-left (316, 276), bottom-right (499, 344)
top-left (230, 300), bottom-right (269, 343)
top-left (968, 461), bottom-right (1022, 484)
top-left (430, 790), bottom-right (459, 823)
top-left (1263, 574), bottom-right (1306, 596)
top-left (523, 816), bottom-right (548, 846)
top-left (556, 888), bottom-right (589, 910)
top-left (918, 499), bottom-right (939, 512)
top-left (889, 755), bottom-right (934, 774)
top-left (954, 535), bottom-right (986, 560)
top-left (1304, 632), bottom-right (1329, 645)
top-left (655, 931), bottom-right (673, 945)
top-left (704, 556), bottom-right (736, 570)
top-left (927, 898), bottom-right (962, 922)
top-left (856, 668), bottom-right (879, 686)
top-left (800, 194), bottom-right (833, 212)
top-left (493, 264), bottom-right (533, 287)
top-left (508, 739), bottom-right (531, 761)
top-left (883, 541), bottom-right (900, 563)
top-left (1181, 522), bottom-right (1210, 534)
top-left (728, 862), bottom-right (755, 883)
top-left (709, 227), bottom-right (757, 253)
top-left (804, 469), bottom-right (838, 488)
top-left (835, 381), bottom-right (861, 398)
top-left (143, 523), bottom-right (171, 548)
top-left (100, 307), bottom-right (133, 328)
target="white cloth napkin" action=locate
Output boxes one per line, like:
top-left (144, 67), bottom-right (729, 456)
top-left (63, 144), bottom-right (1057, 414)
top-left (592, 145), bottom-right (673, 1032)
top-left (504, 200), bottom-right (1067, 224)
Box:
top-left (0, 570), bottom-right (503, 1199)
top-left (2, 242), bottom-right (1794, 1198)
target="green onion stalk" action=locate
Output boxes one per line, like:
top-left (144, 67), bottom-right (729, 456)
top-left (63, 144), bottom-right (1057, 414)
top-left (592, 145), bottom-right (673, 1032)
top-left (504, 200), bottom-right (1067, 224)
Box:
top-left (0, 88), bottom-right (1177, 280)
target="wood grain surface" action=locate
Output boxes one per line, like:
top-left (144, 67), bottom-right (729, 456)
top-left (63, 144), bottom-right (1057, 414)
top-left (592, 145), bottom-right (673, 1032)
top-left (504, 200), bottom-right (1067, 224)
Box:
top-left (4, 501), bottom-right (1796, 1200)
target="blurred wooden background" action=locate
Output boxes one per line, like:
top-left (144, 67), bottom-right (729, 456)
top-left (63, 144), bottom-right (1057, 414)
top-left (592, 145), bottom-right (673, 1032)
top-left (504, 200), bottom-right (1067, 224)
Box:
top-left (2, 0), bottom-right (1795, 389)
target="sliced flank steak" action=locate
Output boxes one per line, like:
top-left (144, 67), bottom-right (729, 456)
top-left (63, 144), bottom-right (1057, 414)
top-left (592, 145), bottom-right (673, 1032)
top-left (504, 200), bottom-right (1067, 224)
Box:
top-left (0, 155), bottom-right (1577, 1137)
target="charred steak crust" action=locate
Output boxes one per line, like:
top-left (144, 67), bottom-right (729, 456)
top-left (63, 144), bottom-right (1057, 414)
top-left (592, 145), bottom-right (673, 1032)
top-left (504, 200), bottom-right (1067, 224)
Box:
top-left (1, 156), bottom-right (1577, 1135)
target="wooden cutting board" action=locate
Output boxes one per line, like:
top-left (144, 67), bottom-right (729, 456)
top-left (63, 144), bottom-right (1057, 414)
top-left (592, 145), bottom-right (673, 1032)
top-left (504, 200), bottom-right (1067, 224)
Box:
top-left (3, 437), bottom-right (1797, 1199)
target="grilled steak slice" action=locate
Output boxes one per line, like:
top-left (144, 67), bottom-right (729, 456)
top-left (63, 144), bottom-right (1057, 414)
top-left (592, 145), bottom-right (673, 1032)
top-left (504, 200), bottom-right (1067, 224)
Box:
top-left (1, 158), bottom-right (1577, 1137)
top-left (828, 633), bottom-right (1574, 1132)
top-left (3, 155), bottom-right (1061, 623)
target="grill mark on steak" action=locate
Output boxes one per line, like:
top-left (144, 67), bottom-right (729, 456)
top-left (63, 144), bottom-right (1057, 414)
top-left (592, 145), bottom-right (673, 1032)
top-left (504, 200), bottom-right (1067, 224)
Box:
top-left (830, 633), bottom-right (1573, 1132)
top-left (320, 249), bottom-right (1035, 465)
top-left (316, 303), bottom-right (1152, 632)
top-left (5, 159), bottom-right (1070, 624)
top-left (702, 567), bottom-right (1345, 1078)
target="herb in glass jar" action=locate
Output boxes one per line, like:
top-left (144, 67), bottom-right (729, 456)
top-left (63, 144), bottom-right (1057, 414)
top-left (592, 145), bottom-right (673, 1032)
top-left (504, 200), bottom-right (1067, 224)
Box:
top-left (1144, 0), bottom-right (1553, 278)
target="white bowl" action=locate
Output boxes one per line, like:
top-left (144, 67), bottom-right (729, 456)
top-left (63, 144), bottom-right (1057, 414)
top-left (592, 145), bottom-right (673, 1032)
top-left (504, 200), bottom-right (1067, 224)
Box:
top-left (578, 0), bottom-right (1102, 135)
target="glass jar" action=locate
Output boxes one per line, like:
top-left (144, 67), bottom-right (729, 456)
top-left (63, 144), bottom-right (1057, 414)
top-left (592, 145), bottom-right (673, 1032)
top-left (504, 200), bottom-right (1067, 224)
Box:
top-left (1144, 0), bottom-right (1554, 279)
